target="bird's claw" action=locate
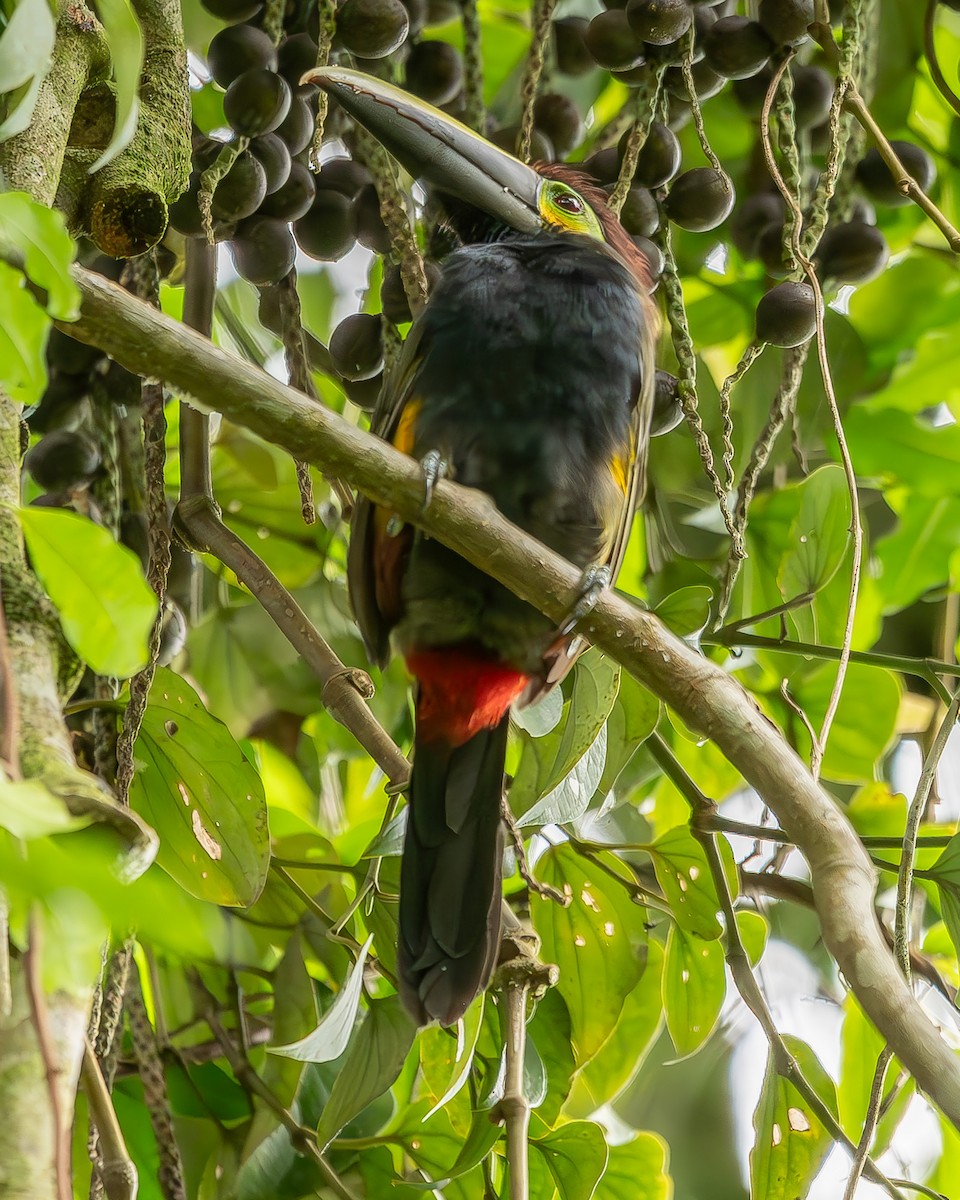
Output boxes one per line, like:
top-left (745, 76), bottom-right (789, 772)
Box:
top-left (420, 449), bottom-right (449, 511)
top-left (559, 564), bottom-right (611, 636)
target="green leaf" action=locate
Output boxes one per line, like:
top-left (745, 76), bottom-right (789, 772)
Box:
top-left (736, 911), bottom-right (768, 967)
top-left (90, 0), bottom-right (144, 171)
top-left (531, 843), bottom-right (647, 1065)
top-left (0, 777), bottom-right (89, 839)
top-left (512, 649), bottom-right (620, 826)
top-left (19, 507), bottom-right (158, 677)
top-left (874, 493), bottom-right (960, 612)
top-left (514, 687), bottom-right (563, 737)
top-left (838, 993), bottom-right (913, 1156)
top-left (789, 662), bottom-right (901, 784)
top-left (777, 465), bottom-right (851, 601)
top-left (654, 586), bottom-right (713, 637)
top-left (0, 260), bottom-right (48, 403)
top-left (420, 993), bottom-right (485, 1121)
top-left (527, 986), bottom-right (576, 1127)
top-left (842, 407), bottom-right (960, 497)
top-left (0, 192), bottom-right (80, 319)
top-left (129, 667), bottom-right (269, 906)
top-left (568, 938), bottom-right (664, 1116)
top-left (662, 925), bottom-right (725, 1058)
top-left (595, 1132), bottom-right (672, 1200)
top-left (315, 995), bottom-right (417, 1150)
top-left (649, 826), bottom-right (730, 941)
top-left (749, 1036), bottom-right (836, 1200)
top-left (596, 671), bottom-right (660, 797)
top-left (272, 936), bottom-right (373, 1063)
top-left (0, 0), bottom-right (55, 139)
top-left (531, 1121), bottom-right (608, 1200)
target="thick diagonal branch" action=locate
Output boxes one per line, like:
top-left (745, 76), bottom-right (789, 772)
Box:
top-left (52, 265), bottom-right (960, 1130)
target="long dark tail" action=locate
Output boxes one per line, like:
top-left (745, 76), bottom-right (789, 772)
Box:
top-left (398, 714), bottom-right (508, 1026)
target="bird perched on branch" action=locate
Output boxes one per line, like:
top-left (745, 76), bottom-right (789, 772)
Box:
top-left (304, 67), bottom-right (659, 1027)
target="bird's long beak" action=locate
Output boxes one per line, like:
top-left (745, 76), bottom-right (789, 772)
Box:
top-left (301, 66), bottom-right (545, 235)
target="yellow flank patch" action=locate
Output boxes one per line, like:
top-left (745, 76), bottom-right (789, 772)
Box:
top-left (392, 397), bottom-right (422, 456)
top-left (611, 451), bottom-right (630, 494)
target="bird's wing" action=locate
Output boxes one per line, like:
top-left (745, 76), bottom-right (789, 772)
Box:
top-left (347, 320), bottom-right (428, 668)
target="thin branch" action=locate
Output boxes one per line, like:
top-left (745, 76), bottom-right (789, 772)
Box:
top-left (842, 1047), bottom-right (895, 1200)
top-left (895, 692), bottom-right (960, 978)
top-left (760, 56), bottom-right (863, 781)
top-left (516, 0), bottom-right (556, 163)
top-left (81, 1038), bottom-right (138, 1200)
top-left (649, 736), bottom-right (906, 1200)
top-left (923, 0), bottom-right (960, 120)
top-left (25, 910), bottom-right (71, 1200)
top-left (49, 264), bottom-right (960, 1128)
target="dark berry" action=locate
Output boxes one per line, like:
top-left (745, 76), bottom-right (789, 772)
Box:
top-left (792, 64), bottom-right (834, 130)
top-left (201, 0), bottom-right (261, 21)
top-left (277, 33), bottom-right (319, 86)
top-left (26, 373), bottom-right (91, 433)
top-left (249, 132), bottom-right (292, 194)
top-left (275, 93), bottom-right (316, 154)
top-left (231, 215), bottom-right (297, 284)
top-left (380, 260), bottom-right (441, 324)
top-left (259, 159), bottom-right (316, 220)
top-left (337, 0), bottom-right (410, 58)
top-left (342, 372), bottom-right (384, 412)
top-left (583, 146), bottom-right (620, 185)
top-left (352, 184), bottom-right (391, 255)
top-left (633, 236), bottom-right (664, 289)
top-left (211, 149), bottom-right (268, 221)
top-left (664, 167), bottom-right (735, 231)
top-left (755, 280), bottom-right (817, 347)
top-left (584, 10), bottom-right (645, 70)
top-left (625, 0), bottom-right (692, 46)
top-left (703, 16), bottom-right (773, 79)
top-left (294, 190), bottom-right (357, 260)
top-left (207, 25), bottom-right (277, 89)
top-left (553, 17), bottom-right (595, 76)
top-left (25, 430), bottom-right (100, 490)
top-left (330, 313), bottom-right (384, 381)
top-left (651, 370), bottom-right (684, 436)
top-left (855, 141), bottom-right (937, 207)
top-left (632, 120), bottom-right (681, 187)
top-left (426, 0), bottom-right (458, 21)
top-left (315, 156), bottom-right (374, 198)
top-left (664, 58), bottom-right (725, 99)
top-left (757, 221), bottom-right (792, 277)
top-left (615, 185), bottom-right (660, 237)
top-left (47, 328), bottom-right (104, 376)
top-left (534, 93), bottom-right (584, 157)
top-left (224, 69), bottom-right (292, 137)
top-left (815, 220), bottom-right (889, 284)
top-left (731, 191), bottom-right (785, 259)
top-left (490, 125), bottom-right (554, 162)
top-left (405, 41), bottom-right (464, 105)
top-left (757, 0), bottom-right (814, 45)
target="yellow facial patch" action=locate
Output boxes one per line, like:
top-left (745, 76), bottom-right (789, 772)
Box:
top-left (537, 179), bottom-right (605, 241)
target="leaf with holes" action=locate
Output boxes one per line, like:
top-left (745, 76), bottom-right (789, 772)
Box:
top-left (649, 826), bottom-right (734, 941)
top-left (662, 925), bottom-right (725, 1058)
top-left (531, 843), bottom-right (647, 1065)
top-left (129, 668), bottom-right (268, 906)
top-left (750, 1036), bottom-right (836, 1200)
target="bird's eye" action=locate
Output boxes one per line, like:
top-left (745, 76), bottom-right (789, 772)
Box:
top-left (554, 192), bottom-right (583, 214)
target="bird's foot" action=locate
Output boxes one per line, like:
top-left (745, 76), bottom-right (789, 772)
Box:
top-left (419, 449), bottom-right (449, 511)
top-left (559, 564), bottom-right (611, 636)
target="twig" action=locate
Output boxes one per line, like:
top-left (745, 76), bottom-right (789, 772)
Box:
top-left (193, 977), bottom-right (360, 1200)
top-left (649, 737), bottom-right (906, 1200)
top-left (608, 69), bottom-right (662, 216)
top-left (276, 270), bottom-right (319, 524)
top-left (25, 910), bottom-right (71, 1200)
top-left (461, 0), bottom-right (484, 133)
top-left (923, 0), bottom-right (960, 120)
top-left (501, 798), bottom-right (568, 904)
top-left (842, 1047), bottom-right (894, 1200)
top-left (895, 691), bottom-right (960, 978)
top-left (516, 0), bottom-right (556, 164)
top-left (718, 341), bottom-right (763, 493)
top-left (760, 55), bottom-right (863, 781)
top-left (81, 1038), bottom-right (138, 1200)
top-left (309, 0), bottom-right (337, 168)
